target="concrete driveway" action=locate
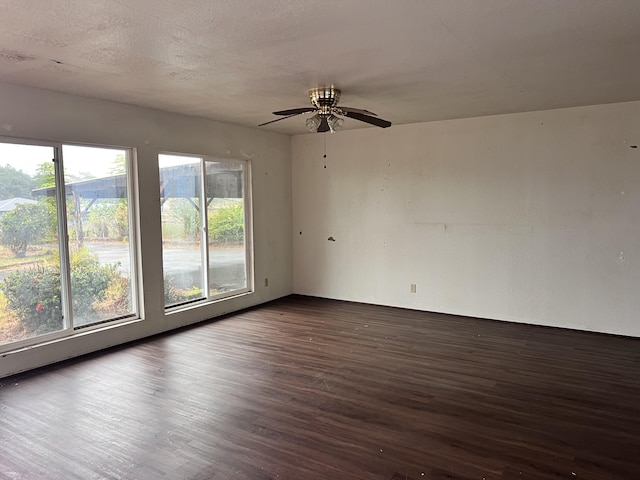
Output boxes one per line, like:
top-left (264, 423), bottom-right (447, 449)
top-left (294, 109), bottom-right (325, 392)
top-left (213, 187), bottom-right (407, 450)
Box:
top-left (87, 242), bottom-right (246, 289)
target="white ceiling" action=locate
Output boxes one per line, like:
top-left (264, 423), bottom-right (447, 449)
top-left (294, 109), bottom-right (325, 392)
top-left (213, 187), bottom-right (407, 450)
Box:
top-left (1, 0), bottom-right (640, 135)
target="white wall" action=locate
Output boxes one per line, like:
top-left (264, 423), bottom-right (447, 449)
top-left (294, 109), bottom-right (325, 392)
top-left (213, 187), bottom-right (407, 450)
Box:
top-left (0, 82), bottom-right (293, 377)
top-left (293, 102), bottom-right (640, 337)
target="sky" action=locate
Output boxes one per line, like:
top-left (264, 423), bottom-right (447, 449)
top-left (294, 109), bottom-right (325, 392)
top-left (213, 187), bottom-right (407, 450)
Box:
top-left (0, 142), bottom-right (121, 178)
top-left (0, 142), bottom-right (197, 181)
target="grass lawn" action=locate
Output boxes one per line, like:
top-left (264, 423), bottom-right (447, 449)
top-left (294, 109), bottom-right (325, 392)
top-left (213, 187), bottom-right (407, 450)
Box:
top-left (0, 245), bottom-right (54, 269)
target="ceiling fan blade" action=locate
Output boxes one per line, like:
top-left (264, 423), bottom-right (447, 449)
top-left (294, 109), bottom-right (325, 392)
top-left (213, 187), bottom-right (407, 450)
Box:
top-left (338, 106), bottom-right (378, 116)
top-left (317, 117), bottom-right (330, 133)
top-left (344, 111), bottom-right (391, 128)
top-left (273, 107), bottom-right (316, 116)
top-left (258, 112), bottom-right (304, 127)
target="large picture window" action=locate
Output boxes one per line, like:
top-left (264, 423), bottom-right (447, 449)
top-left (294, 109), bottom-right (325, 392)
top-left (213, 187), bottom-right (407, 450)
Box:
top-left (159, 154), bottom-right (252, 308)
top-left (0, 140), bottom-right (138, 350)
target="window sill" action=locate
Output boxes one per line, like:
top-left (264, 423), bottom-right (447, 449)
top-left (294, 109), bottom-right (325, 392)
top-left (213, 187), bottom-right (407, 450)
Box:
top-left (164, 289), bottom-right (254, 315)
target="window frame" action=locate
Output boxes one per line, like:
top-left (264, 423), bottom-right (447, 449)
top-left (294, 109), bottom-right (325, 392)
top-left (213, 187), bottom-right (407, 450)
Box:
top-left (0, 136), bottom-right (141, 354)
top-left (160, 153), bottom-right (254, 312)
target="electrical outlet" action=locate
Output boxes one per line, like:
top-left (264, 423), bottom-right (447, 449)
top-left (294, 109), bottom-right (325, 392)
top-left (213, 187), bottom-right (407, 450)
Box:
top-left (264, 278), bottom-right (269, 287)
top-left (410, 284), bottom-right (416, 293)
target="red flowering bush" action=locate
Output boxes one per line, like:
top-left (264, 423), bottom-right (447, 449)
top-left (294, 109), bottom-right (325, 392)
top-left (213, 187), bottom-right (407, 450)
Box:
top-left (1, 248), bottom-right (126, 335)
top-left (1, 264), bottom-right (63, 335)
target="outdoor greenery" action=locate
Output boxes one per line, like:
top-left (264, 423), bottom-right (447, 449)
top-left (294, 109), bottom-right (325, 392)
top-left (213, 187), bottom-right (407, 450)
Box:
top-left (1, 248), bottom-right (127, 336)
top-left (1, 263), bottom-right (63, 335)
top-left (91, 272), bottom-right (130, 318)
top-left (208, 202), bottom-right (244, 245)
top-left (67, 247), bottom-right (124, 319)
top-left (0, 165), bottom-right (34, 198)
top-left (161, 199), bottom-right (244, 245)
top-left (34, 161), bottom-right (55, 188)
top-left (164, 281), bottom-right (202, 306)
top-left (0, 202), bottom-right (56, 257)
top-left (0, 246), bottom-right (50, 269)
top-left (162, 198), bottom-right (201, 241)
top-left (0, 154), bottom-right (137, 344)
top-left (0, 154), bottom-right (245, 344)
top-left (86, 200), bottom-right (129, 241)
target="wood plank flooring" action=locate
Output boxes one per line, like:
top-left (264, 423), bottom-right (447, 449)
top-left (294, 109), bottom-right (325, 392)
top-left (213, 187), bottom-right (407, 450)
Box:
top-left (1, 295), bottom-right (640, 479)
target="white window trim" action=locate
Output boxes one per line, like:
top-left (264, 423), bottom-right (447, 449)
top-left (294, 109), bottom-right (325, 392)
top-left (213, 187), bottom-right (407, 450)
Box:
top-left (0, 136), bottom-right (141, 354)
top-left (159, 153), bottom-right (254, 311)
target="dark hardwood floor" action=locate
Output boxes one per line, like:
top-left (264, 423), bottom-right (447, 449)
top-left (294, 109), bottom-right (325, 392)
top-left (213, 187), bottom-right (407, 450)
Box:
top-left (1, 295), bottom-right (640, 479)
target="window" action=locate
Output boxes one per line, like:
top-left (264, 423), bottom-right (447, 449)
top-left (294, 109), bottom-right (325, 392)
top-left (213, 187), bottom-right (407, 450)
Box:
top-left (159, 154), bottom-right (251, 308)
top-left (62, 145), bottom-right (137, 327)
top-left (0, 140), bottom-right (138, 350)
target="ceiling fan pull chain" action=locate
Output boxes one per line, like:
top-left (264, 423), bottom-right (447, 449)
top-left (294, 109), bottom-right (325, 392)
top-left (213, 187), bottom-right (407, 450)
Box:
top-left (323, 133), bottom-right (327, 168)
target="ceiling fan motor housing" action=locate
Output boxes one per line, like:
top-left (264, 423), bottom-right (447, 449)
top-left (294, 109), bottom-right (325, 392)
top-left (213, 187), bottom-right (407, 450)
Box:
top-left (308, 87), bottom-right (341, 115)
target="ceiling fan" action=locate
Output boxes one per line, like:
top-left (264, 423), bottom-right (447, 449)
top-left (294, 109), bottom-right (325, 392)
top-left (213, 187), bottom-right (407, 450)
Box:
top-left (259, 87), bottom-right (392, 133)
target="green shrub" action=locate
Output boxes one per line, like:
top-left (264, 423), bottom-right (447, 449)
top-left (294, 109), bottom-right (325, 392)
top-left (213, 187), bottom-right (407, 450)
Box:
top-left (163, 279), bottom-right (203, 307)
top-left (68, 247), bottom-right (119, 316)
top-left (1, 264), bottom-right (63, 335)
top-left (208, 202), bottom-right (244, 245)
top-left (0, 248), bottom-right (126, 335)
top-left (163, 278), bottom-right (182, 306)
top-left (0, 202), bottom-right (56, 257)
top-left (92, 275), bottom-right (131, 319)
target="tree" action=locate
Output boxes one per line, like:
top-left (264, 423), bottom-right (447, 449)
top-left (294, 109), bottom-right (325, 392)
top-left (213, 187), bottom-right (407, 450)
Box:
top-left (0, 203), bottom-right (55, 257)
top-left (0, 165), bottom-right (34, 199)
top-left (34, 161), bottom-right (56, 188)
top-left (34, 160), bottom-right (94, 187)
top-left (109, 153), bottom-right (127, 175)
top-left (86, 202), bottom-right (113, 239)
top-left (82, 154), bottom-right (129, 243)
top-left (34, 161), bottom-right (93, 248)
top-left (109, 154), bottom-right (129, 240)
top-left (86, 200), bottom-right (129, 241)
top-left (163, 198), bottom-right (201, 241)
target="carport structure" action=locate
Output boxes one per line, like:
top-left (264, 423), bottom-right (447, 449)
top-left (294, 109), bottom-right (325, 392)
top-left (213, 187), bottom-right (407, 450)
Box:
top-left (31, 163), bottom-right (243, 246)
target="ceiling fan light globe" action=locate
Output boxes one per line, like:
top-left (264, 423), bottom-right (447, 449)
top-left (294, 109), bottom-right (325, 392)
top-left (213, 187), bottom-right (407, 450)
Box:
top-left (328, 114), bottom-right (345, 133)
top-left (306, 114), bottom-right (322, 132)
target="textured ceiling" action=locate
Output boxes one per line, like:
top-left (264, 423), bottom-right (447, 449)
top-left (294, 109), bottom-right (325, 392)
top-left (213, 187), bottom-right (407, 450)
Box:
top-left (1, 0), bottom-right (640, 135)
